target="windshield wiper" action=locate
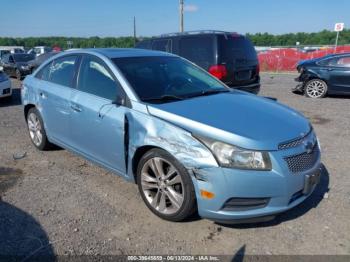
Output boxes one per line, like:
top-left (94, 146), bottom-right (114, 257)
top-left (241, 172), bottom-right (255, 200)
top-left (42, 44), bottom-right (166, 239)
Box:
top-left (142, 94), bottom-right (184, 103)
top-left (186, 89), bottom-right (230, 98)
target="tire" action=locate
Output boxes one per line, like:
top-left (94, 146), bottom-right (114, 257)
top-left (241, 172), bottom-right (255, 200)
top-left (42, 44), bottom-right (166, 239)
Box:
top-left (304, 79), bottom-right (328, 98)
top-left (137, 148), bottom-right (197, 222)
top-left (15, 69), bottom-right (22, 80)
top-left (26, 107), bottom-right (52, 150)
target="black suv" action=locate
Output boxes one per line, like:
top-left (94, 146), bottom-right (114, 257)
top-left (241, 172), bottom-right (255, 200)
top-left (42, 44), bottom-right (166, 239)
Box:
top-left (136, 31), bottom-right (260, 94)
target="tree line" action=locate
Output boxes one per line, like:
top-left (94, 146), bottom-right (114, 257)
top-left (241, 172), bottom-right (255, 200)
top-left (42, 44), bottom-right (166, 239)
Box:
top-left (0, 29), bottom-right (349, 49)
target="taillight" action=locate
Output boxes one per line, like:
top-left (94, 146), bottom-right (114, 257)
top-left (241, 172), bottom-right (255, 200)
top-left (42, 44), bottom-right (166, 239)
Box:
top-left (208, 65), bottom-right (227, 80)
top-left (256, 63), bottom-right (260, 75)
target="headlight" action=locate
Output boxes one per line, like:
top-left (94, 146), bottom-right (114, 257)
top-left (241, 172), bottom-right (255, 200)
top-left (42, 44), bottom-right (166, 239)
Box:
top-left (20, 65), bottom-right (29, 70)
top-left (196, 136), bottom-right (272, 170)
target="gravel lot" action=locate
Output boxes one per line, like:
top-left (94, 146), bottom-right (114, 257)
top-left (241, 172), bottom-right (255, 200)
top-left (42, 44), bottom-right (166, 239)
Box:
top-left (0, 74), bottom-right (349, 258)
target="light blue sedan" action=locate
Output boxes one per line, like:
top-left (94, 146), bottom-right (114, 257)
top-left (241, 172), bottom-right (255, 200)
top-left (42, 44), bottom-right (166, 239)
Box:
top-left (22, 48), bottom-right (322, 223)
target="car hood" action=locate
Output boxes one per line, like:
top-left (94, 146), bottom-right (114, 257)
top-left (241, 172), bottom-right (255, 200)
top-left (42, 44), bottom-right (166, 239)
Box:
top-left (147, 92), bottom-right (310, 150)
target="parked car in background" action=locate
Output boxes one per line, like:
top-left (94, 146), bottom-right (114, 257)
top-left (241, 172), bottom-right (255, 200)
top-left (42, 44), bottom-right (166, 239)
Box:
top-left (0, 71), bottom-right (12, 99)
top-left (0, 53), bottom-right (35, 79)
top-left (136, 30), bottom-right (260, 94)
top-left (294, 53), bottom-right (350, 98)
top-left (0, 46), bottom-right (25, 54)
top-left (28, 51), bottom-right (60, 73)
top-left (27, 46), bottom-right (53, 57)
top-left (22, 48), bottom-right (321, 223)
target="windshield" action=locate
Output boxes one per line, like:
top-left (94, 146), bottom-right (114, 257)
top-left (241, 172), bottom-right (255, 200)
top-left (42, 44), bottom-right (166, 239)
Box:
top-left (112, 56), bottom-right (228, 103)
top-left (13, 54), bottom-right (35, 62)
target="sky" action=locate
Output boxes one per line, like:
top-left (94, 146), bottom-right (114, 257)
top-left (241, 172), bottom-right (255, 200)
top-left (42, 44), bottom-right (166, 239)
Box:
top-left (0, 0), bottom-right (349, 37)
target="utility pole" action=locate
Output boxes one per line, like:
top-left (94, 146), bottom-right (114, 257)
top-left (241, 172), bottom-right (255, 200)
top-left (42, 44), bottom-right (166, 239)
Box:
top-left (179, 0), bottom-right (184, 32)
top-left (133, 16), bottom-right (137, 47)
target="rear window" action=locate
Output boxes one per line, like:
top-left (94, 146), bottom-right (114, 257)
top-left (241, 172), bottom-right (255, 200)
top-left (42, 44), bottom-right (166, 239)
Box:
top-left (179, 36), bottom-right (215, 70)
top-left (219, 35), bottom-right (257, 63)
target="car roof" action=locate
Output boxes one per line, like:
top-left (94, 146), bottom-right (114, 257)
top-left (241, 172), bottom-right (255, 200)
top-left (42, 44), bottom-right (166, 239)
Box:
top-left (65, 48), bottom-right (176, 59)
top-left (323, 52), bottom-right (350, 58)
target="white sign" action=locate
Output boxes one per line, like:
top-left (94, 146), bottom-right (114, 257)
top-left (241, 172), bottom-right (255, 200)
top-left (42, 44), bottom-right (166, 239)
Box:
top-left (334, 23), bottom-right (344, 32)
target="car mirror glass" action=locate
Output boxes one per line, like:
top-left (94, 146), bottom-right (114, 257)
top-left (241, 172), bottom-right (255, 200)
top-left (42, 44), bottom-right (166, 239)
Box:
top-left (113, 94), bottom-right (125, 106)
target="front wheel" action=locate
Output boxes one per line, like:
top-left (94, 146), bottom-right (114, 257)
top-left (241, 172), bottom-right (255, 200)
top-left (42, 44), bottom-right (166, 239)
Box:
top-left (304, 79), bottom-right (328, 98)
top-left (137, 148), bottom-right (197, 222)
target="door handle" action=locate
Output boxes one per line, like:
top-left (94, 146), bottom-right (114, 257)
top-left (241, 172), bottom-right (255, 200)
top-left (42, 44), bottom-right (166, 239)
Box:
top-left (71, 104), bottom-right (82, 112)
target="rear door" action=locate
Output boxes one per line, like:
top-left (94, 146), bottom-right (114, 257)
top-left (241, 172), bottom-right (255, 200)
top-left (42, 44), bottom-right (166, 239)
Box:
top-left (218, 35), bottom-right (259, 86)
top-left (328, 56), bottom-right (350, 93)
top-left (36, 55), bottom-right (79, 143)
top-left (69, 54), bottom-right (127, 173)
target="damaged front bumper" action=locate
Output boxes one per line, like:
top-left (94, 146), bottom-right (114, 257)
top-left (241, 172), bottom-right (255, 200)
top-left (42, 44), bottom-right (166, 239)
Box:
top-left (292, 74), bottom-right (305, 92)
top-left (188, 145), bottom-right (322, 224)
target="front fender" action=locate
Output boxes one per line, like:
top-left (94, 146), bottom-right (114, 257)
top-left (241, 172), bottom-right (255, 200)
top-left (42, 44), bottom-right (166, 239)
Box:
top-left (126, 109), bottom-right (218, 181)
top-left (301, 68), bottom-right (328, 83)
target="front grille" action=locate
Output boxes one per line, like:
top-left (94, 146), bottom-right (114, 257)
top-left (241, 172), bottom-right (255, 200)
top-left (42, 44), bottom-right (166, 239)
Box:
top-left (279, 129), bottom-right (312, 150)
top-left (221, 197), bottom-right (270, 211)
top-left (284, 143), bottom-right (319, 173)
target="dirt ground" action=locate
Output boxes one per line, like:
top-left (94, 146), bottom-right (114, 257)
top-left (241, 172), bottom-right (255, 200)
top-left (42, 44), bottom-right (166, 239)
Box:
top-left (0, 74), bottom-right (349, 258)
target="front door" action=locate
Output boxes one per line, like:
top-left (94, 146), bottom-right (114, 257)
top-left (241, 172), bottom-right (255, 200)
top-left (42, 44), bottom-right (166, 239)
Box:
top-left (328, 55), bottom-right (350, 93)
top-left (69, 54), bottom-right (127, 174)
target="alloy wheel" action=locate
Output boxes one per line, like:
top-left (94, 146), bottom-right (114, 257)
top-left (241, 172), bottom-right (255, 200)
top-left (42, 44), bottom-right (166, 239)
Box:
top-left (305, 80), bottom-right (326, 98)
top-left (140, 157), bottom-right (184, 215)
top-left (27, 113), bottom-right (43, 147)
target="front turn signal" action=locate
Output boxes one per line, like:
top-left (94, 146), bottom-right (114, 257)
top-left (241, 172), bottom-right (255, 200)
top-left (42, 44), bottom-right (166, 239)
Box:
top-left (200, 190), bottom-right (215, 199)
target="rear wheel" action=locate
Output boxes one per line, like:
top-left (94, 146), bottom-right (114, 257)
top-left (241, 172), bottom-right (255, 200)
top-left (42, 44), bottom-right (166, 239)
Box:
top-left (137, 148), bottom-right (197, 222)
top-left (27, 107), bottom-right (52, 150)
top-left (304, 79), bottom-right (327, 98)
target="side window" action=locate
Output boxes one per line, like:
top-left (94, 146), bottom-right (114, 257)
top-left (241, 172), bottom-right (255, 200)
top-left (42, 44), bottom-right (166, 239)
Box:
top-left (1, 54), bottom-right (9, 63)
top-left (49, 56), bottom-right (78, 88)
top-left (327, 58), bottom-right (340, 66)
top-left (152, 39), bottom-right (172, 52)
top-left (179, 37), bottom-right (214, 70)
top-left (77, 55), bottom-right (119, 100)
top-left (337, 56), bottom-right (350, 67)
top-left (35, 61), bottom-right (53, 81)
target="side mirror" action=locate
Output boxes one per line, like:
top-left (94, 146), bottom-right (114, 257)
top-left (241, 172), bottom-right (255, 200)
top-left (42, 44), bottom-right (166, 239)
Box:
top-left (264, 96), bottom-right (277, 101)
top-left (113, 94), bottom-right (125, 106)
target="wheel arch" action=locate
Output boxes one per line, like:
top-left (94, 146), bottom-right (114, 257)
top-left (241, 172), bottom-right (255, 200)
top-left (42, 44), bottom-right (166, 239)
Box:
top-left (131, 145), bottom-right (163, 184)
top-left (24, 104), bottom-right (36, 120)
